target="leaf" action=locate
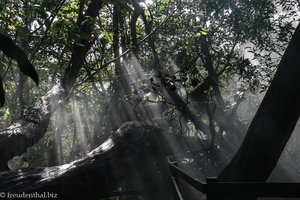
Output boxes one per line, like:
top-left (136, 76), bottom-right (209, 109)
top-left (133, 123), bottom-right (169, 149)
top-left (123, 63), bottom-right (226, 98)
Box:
top-left (0, 33), bottom-right (39, 86)
top-left (196, 30), bottom-right (208, 37)
top-left (159, 5), bottom-right (165, 12)
top-left (101, 31), bottom-right (114, 44)
top-left (8, 24), bottom-right (16, 31)
top-left (201, 30), bottom-right (208, 36)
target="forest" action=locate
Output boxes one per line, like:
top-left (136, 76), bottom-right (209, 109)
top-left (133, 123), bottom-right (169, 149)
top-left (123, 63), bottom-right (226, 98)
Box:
top-left (0, 0), bottom-right (300, 199)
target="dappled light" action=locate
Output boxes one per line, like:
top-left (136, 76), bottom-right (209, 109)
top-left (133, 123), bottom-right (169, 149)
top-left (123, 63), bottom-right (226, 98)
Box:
top-left (0, 0), bottom-right (300, 199)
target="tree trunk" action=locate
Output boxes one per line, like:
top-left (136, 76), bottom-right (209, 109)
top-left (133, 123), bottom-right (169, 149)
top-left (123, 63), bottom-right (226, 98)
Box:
top-left (218, 23), bottom-right (300, 184)
top-left (0, 0), bottom-right (103, 171)
top-left (0, 84), bottom-right (64, 170)
top-left (110, 5), bottom-right (134, 125)
top-left (0, 122), bottom-right (172, 200)
top-left (61, 0), bottom-right (103, 94)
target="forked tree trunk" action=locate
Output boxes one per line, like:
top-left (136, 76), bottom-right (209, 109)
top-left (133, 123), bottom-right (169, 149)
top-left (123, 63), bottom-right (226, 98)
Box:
top-left (0, 0), bottom-right (103, 171)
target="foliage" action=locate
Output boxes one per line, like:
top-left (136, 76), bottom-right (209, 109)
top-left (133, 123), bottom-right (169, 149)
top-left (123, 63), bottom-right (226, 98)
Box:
top-left (0, 33), bottom-right (39, 106)
top-left (0, 0), bottom-right (299, 168)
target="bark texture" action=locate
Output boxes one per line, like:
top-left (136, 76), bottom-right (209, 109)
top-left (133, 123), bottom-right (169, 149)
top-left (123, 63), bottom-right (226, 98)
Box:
top-left (0, 122), bottom-right (172, 200)
top-left (0, 84), bottom-right (64, 170)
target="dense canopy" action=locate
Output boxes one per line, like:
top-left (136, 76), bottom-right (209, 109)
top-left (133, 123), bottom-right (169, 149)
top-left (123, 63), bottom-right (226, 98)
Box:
top-left (0, 0), bottom-right (300, 199)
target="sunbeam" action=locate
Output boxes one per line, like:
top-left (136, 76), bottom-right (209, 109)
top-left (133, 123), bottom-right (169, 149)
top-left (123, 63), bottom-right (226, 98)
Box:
top-left (72, 100), bottom-right (89, 154)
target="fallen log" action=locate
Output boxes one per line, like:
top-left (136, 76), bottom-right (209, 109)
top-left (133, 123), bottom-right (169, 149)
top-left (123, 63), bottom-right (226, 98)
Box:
top-left (0, 121), bottom-right (173, 200)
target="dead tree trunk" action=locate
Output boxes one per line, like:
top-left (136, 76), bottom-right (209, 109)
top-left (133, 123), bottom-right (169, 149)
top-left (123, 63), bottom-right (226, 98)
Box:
top-left (0, 122), bottom-right (172, 200)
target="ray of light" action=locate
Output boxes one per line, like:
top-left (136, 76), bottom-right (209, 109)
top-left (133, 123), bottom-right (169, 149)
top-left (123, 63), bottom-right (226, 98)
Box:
top-left (73, 100), bottom-right (89, 154)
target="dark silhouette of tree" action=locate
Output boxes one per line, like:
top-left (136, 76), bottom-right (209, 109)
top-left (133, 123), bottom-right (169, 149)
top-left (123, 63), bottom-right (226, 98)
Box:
top-left (219, 22), bottom-right (300, 186)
